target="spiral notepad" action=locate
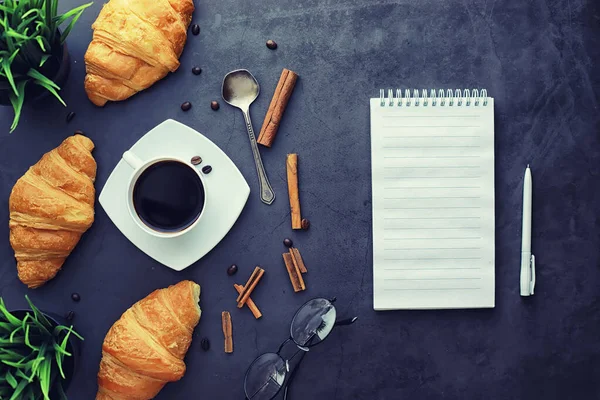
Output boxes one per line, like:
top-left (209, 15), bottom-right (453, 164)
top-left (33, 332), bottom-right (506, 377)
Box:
top-left (371, 89), bottom-right (495, 310)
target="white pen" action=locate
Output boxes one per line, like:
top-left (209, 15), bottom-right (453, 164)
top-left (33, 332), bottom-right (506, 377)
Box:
top-left (520, 165), bottom-right (535, 296)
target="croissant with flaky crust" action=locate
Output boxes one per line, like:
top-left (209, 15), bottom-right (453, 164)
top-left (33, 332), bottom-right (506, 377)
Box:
top-left (96, 280), bottom-right (201, 400)
top-left (9, 135), bottom-right (96, 288)
top-left (84, 0), bottom-right (195, 106)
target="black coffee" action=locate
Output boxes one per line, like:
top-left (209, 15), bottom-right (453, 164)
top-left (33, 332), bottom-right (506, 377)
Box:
top-left (133, 161), bottom-right (205, 232)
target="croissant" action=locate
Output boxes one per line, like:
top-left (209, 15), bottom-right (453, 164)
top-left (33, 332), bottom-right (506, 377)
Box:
top-left (84, 0), bottom-right (195, 106)
top-left (9, 135), bottom-right (96, 288)
top-left (96, 280), bottom-right (201, 400)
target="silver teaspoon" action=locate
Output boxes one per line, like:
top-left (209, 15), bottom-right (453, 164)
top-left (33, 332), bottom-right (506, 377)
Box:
top-left (222, 69), bottom-right (275, 205)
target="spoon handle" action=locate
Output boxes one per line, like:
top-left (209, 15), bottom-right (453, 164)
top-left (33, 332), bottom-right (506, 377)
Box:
top-left (242, 109), bottom-right (275, 205)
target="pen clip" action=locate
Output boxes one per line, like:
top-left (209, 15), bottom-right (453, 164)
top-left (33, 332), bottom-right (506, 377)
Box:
top-left (529, 254), bottom-right (536, 295)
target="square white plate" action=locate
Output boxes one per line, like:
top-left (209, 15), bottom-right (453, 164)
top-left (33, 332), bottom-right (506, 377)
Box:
top-left (99, 119), bottom-right (250, 270)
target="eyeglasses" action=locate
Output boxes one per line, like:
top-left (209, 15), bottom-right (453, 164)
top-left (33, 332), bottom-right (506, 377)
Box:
top-left (243, 297), bottom-right (357, 400)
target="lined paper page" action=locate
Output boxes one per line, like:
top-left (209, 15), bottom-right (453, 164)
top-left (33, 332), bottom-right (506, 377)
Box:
top-left (370, 97), bottom-right (495, 310)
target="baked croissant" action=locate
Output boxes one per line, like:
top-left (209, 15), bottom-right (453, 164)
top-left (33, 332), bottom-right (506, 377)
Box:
top-left (9, 135), bottom-right (96, 288)
top-left (84, 0), bottom-right (195, 106)
top-left (96, 280), bottom-right (201, 400)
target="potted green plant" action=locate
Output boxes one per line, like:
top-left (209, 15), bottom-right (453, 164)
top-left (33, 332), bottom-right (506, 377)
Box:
top-left (0, 0), bottom-right (92, 132)
top-left (0, 296), bottom-right (83, 399)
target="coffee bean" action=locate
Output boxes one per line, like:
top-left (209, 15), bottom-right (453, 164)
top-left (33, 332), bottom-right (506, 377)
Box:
top-left (66, 311), bottom-right (75, 321)
top-left (71, 293), bottom-right (81, 302)
top-left (192, 66), bottom-right (202, 75)
top-left (181, 101), bottom-right (192, 111)
top-left (283, 238), bottom-right (293, 248)
top-left (202, 165), bottom-right (212, 174)
top-left (74, 130), bottom-right (84, 135)
top-left (66, 112), bottom-right (76, 123)
top-left (227, 264), bottom-right (238, 276)
top-left (301, 219), bottom-right (310, 230)
top-left (191, 156), bottom-right (202, 165)
top-left (200, 337), bottom-right (210, 351)
top-left (266, 39), bottom-right (277, 50)
top-left (210, 101), bottom-right (220, 110)
top-left (191, 24), bottom-right (200, 35)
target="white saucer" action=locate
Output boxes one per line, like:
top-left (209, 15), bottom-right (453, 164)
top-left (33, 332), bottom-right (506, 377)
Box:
top-left (99, 119), bottom-right (250, 271)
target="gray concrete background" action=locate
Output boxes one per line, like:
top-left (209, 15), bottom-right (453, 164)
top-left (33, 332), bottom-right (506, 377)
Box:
top-left (0, 0), bottom-right (599, 398)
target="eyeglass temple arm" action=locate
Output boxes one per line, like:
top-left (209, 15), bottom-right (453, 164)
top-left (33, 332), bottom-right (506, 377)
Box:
top-left (335, 316), bottom-right (358, 326)
top-left (279, 316), bottom-right (357, 400)
top-left (282, 349), bottom-right (307, 400)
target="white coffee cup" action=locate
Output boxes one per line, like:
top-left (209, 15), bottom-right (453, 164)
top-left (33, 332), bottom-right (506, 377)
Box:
top-left (122, 151), bottom-right (207, 238)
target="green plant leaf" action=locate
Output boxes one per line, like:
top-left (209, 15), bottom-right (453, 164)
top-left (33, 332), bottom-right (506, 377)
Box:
top-left (26, 68), bottom-right (59, 90)
top-left (8, 80), bottom-right (26, 133)
top-left (33, 79), bottom-right (67, 107)
top-left (5, 370), bottom-right (17, 389)
top-left (15, 369), bottom-right (33, 383)
top-left (21, 311), bottom-right (30, 329)
top-left (0, 322), bottom-right (15, 331)
top-left (44, 0), bottom-right (52, 43)
top-left (9, 325), bottom-right (23, 343)
top-left (0, 336), bottom-right (25, 345)
top-left (5, 29), bottom-right (30, 40)
top-left (34, 36), bottom-right (45, 52)
top-left (54, 350), bottom-right (65, 380)
top-left (52, 342), bottom-right (71, 358)
top-left (24, 325), bottom-right (40, 351)
top-left (24, 295), bottom-right (51, 328)
top-left (53, 2), bottom-right (93, 25)
top-left (0, 298), bottom-right (22, 326)
top-left (59, 328), bottom-right (72, 350)
top-left (2, 359), bottom-right (33, 369)
top-left (1, 49), bottom-right (20, 96)
top-left (53, 325), bottom-right (84, 341)
top-left (30, 342), bottom-right (47, 382)
top-left (20, 8), bottom-right (41, 20)
top-left (58, 3), bottom-right (93, 45)
top-left (9, 377), bottom-right (29, 400)
top-left (51, 0), bottom-right (59, 23)
top-left (38, 54), bottom-right (50, 67)
top-left (39, 358), bottom-right (51, 400)
top-left (0, 348), bottom-right (26, 361)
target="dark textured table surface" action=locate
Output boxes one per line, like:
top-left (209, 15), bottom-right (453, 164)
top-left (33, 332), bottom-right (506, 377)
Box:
top-left (1, 0), bottom-right (599, 399)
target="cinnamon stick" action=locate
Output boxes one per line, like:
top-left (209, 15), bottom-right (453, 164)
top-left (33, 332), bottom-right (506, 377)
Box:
top-left (222, 311), bottom-right (233, 353)
top-left (290, 247), bottom-right (308, 273)
top-left (257, 68), bottom-right (298, 147)
top-left (234, 284), bottom-right (262, 319)
top-left (283, 252), bottom-right (305, 292)
top-left (236, 266), bottom-right (265, 308)
top-left (287, 154), bottom-right (302, 229)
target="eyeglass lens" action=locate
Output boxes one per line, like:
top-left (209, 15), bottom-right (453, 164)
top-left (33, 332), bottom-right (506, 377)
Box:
top-left (290, 298), bottom-right (337, 347)
top-left (244, 353), bottom-right (287, 400)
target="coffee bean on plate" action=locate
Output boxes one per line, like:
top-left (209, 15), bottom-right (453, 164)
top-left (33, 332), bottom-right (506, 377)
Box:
top-left (210, 101), bottom-right (220, 110)
top-left (266, 39), bottom-right (277, 50)
top-left (71, 293), bottom-right (81, 302)
top-left (200, 337), bottom-right (210, 351)
top-left (191, 156), bottom-right (202, 165)
top-left (227, 264), bottom-right (238, 276)
top-left (66, 112), bottom-right (76, 123)
top-left (66, 311), bottom-right (75, 321)
top-left (202, 165), bottom-right (212, 174)
top-left (283, 238), bottom-right (293, 248)
top-left (181, 101), bottom-right (192, 111)
top-left (191, 24), bottom-right (200, 35)
top-left (301, 219), bottom-right (310, 230)
top-left (192, 66), bottom-right (202, 75)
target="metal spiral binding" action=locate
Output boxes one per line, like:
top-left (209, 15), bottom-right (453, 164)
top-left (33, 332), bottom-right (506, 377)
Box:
top-left (379, 88), bottom-right (489, 107)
